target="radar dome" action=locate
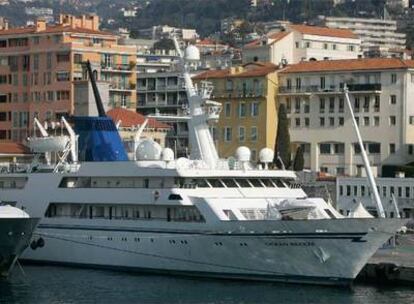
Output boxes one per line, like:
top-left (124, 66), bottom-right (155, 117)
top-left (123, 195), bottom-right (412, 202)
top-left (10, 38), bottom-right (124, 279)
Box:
top-left (161, 148), bottom-right (175, 162)
top-left (184, 45), bottom-right (200, 61)
top-left (136, 139), bottom-right (162, 161)
top-left (235, 146), bottom-right (251, 162)
top-left (259, 148), bottom-right (274, 163)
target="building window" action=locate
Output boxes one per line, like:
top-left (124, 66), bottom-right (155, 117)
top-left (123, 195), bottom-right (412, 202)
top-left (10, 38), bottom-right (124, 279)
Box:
top-left (286, 98), bottom-right (291, 113)
top-left (251, 127), bottom-right (257, 141)
top-left (320, 77), bottom-right (325, 89)
top-left (374, 116), bottom-right (380, 126)
top-left (334, 143), bottom-right (344, 154)
top-left (320, 143), bottom-right (331, 154)
top-left (304, 100), bottom-right (310, 113)
top-left (354, 97), bottom-right (360, 112)
top-left (348, 45), bottom-right (355, 51)
top-left (74, 53), bottom-right (83, 64)
top-left (337, 167), bottom-right (345, 176)
top-left (239, 103), bottom-right (247, 117)
top-left (226, 79), bottom-right (233, 91)
top-left (56, 52), bottom-right (70, 63)
top-left (389, 116), bottom-right (396, 126)
top-left (329, 117), bottom-right (334, 126)
top-left (390, 95), bottom-right (397, 105)
top-left (363, 117), bottom-right (370, 126)
top-left (238, 127), bottom-right (245, 142)
top-left (47, 52), bottom-right (52, 69)
top-left (295, 78), bottom-right (301, 89)
top-left (339, 117), bottom-right (344, 126)
top-left (329, 97), bottom-right (335, 113)
top-left (363, 96), bottom-right (369, 112)
top-left (251, 102), bottom-right (259, 117)
top-left (368, 143), bottom-right (381, 154)
top-left (224, 127), bottom-right (232, 142)
top-left (305, 41), bottom-right (311, 48)
top-left (374, 96), bottom-right (380, 112)
top-left (224, 102), bottom-right (231, 117)
top-left (390, 144), bottom-right (396, 154)
top-left (294, 98), bottom-right (300, 113)
top-left (56, 71), bottom-right (70, 82)
top-left (304, 117), bottom-right (310, 127)
top-left (320, 117), bottom-right (325, 127)
top-left (391, 74), bottom-right (397, 84)
top-left (295, 118), bottom-right (300, 127)
top-left (295, 41), bottom-right (300, 48)
top-left (319, 98), bottom-right (325, 113)
top-left (323, 43), bottom-right (328, 50)
top-left (409, 145), bottom-right (414, 155)
top-left (332, 44), bottom-right (337, 50)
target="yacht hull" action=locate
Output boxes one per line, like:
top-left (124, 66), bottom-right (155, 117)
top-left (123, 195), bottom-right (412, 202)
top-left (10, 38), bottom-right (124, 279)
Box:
top-left (0, 218), bottom-right (39, 277)
top-left (21, 218), bottom-right (404, 286)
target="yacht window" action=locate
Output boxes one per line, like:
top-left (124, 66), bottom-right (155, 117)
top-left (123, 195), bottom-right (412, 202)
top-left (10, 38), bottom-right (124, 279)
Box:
top-left (168, 194), bottom-right (183, 200)
top-left (249, 179), bottom-right (264, 187)
top-left (222, 179), bottom-right (238, 188)
top-left (272, 179), bottom-right (286, 188)
top-left (194, 179), bottom-right (210, 188)
top-left (235, 179), bottom-right (251, 187)
top-left (261, 179), bottom-right (275, 187)
top-left (324, 209), bottom-right (336, 219)
top-left (207, 179), bottom-right (225, 188)
top-left (223, 209), bottom-right (238, 220)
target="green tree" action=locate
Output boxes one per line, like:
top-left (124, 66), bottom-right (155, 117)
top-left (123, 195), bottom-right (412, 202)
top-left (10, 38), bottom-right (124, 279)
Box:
top-left (152, 39), bottom-right (175, 51)
top-left (293, 146), bottom-right (304, 171)
top-left (273, 103), bottom-right (291, 169)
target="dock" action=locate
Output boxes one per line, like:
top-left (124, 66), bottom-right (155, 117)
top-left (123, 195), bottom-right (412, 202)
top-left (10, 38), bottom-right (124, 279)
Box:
top-left (357, 234), bottom-right (414, 284)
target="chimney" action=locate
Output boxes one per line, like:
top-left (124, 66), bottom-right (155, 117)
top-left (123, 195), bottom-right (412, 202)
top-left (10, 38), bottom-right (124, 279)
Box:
top-left (35, 18), bottom-right (46, 32)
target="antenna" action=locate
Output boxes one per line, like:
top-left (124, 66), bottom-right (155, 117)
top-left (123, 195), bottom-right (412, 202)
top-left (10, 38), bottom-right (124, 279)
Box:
top-left (343, 84), bottom-right (386, 218)
top-left (85, 60), bottom-right (106, 117)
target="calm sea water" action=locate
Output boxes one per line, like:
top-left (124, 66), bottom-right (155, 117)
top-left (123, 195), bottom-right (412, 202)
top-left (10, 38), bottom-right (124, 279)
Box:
top-left (0, 266), bottom-right (413, 304)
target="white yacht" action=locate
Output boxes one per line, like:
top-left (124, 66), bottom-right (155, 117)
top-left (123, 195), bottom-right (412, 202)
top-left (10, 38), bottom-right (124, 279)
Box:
top-left (0, 44), bottom-right (405, 286)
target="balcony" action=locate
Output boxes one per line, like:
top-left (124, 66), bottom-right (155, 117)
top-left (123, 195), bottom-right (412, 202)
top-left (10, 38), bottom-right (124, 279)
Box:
top-left (278, 84), bottom-right (382, 95)
top-left (101, 63), bottom-right (134, 73)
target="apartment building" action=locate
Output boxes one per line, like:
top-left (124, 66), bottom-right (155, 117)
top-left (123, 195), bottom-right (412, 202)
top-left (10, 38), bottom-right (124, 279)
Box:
top-left (193, 62), bottom-right (279, 160)
top-left (243, 24), bottom-right (361, 65)
top-left (0, 14), bottom-right (137, 142)
top-left (337, 176), bottom-right (414, 220)
top-left (136, 67), bottom-right (189, 157)
top-left (278, 58), bottom-right (414, 176)
top-left (325, 17), bottom-right (407, 58)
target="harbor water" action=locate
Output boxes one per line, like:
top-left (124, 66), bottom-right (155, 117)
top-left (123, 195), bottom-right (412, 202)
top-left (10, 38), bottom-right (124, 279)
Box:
top-left (0, 266), bottom-right (413, 304)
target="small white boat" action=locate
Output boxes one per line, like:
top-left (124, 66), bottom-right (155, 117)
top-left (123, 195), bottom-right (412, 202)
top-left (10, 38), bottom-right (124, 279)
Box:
top-left (27, 136), bottom-right (69, 153)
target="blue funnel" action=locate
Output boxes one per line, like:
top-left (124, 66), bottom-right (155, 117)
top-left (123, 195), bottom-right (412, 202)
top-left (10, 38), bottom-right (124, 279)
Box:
top-left (74, 116), bottom-right (128, 162)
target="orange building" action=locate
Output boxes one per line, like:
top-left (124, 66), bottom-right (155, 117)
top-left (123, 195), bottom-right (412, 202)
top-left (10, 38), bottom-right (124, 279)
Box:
top-left (0, 14), bottom-right (137, 142)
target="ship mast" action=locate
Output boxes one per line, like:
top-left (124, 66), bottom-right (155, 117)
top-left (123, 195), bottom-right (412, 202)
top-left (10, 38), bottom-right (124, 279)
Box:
top-left (344, 85), bottom-right (386, 218)
top-left (172, 38), bottom-right (220, 168)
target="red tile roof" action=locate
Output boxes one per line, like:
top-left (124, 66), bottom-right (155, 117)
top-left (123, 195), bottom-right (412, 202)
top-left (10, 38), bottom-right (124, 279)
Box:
top-left (288, 24), bottom-right (358, 39)
top-left (0, 25), bottom-right (115, 37)
top-left (280, 58), bottom-right (414, 73)
top-left (244, 31), bottom-right (290, 48)
top-left (193, 62), bottom-right (278, 79)
top-left (0, 142), bottom-right (31, 155)
top-left (107, 108), bottom-right (170, 129)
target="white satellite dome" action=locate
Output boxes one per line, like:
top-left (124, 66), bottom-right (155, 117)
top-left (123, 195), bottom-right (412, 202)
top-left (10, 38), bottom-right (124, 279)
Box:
top-left (161, 148), bottom-right (175, 162)
top-left (0, 205), bottom-right (29, 218)
top-left (235, 146), bottom-right (251, 162)
top-left (136, 139), bottom-right (162, 161)
top-left (184, 45), bottom-right (200, 61)
top-left (259, 148), bottom-right (274, 163)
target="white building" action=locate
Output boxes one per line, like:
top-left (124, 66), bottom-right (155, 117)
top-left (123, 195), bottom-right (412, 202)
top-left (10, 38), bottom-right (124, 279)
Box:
top-left (337, 176), bottom-right (414, 221)
top-left (139, 25), bottom-right (199, 42)
top-left (243, 24), bottom-right (361, 65)
top-left (325, 17), bottom-right (407, 58)
top-left (278, 58), bottom-right (414, 176)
